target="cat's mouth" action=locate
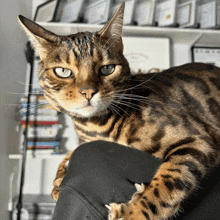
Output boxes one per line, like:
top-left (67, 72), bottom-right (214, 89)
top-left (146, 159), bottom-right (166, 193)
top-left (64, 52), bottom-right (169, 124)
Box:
top-left (56, 92), bottom-right (111, 118)
top-left (82, 104), bottom-right (94, 112)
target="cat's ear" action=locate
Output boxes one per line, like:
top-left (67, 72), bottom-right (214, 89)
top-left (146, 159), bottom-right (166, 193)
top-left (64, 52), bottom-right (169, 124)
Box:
top-left (98, 2), bottom-right (125, 40)
top-left (18, 15), bottom-right (60, 59)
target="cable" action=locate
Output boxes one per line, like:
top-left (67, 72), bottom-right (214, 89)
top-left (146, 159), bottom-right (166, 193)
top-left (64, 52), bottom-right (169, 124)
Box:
top-left (16, 41), bottom-right (35, 220)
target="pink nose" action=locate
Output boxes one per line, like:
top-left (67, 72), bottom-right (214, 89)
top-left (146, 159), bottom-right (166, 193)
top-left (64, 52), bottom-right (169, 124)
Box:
top-left (79, 88), bottom-right (98, 100)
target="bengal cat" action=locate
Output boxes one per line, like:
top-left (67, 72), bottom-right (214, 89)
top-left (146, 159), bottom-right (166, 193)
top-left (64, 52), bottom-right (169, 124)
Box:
top-left (18, 3), bottom-right (220, 220)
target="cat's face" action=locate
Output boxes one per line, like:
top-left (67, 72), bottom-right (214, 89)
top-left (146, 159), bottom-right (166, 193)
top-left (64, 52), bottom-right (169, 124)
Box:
top-left (38, 31), bottom-right (130, 117)
top-left (19, 3), bottom-right (130, 118)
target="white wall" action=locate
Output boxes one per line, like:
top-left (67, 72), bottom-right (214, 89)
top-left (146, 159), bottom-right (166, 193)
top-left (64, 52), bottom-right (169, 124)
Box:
top-left (0, 1), bottom-right (80, 214)
top-left (0, 0), bottom-right (32, 219)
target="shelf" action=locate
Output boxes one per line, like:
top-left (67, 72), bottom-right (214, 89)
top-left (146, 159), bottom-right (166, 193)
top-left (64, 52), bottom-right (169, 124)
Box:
top-left (39, 22), bottom-right (220, 47)
top-left (9, 154), bottom-right (67, 160)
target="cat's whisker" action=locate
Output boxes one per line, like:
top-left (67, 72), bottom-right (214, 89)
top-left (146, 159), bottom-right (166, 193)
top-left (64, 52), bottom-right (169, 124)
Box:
top-left (114, 96), bottom-right (151, 108)
top-left (17, 80), bottom-right (40, 86)
top-left (2, 104), bottom-right (20, 106)
top-left (6, 91), bottom-right (44, 96)
top-left (116, 72), bottom-right (159, 93)
top-left (111, 102), bottom-right (130, 116)
top-left (114, 94), bottom-right (165, 105)
top-left (109, 103), bottom-right (123, 117)
top-left (113, 93), bottom-right (160, 109)
top-left (112, 100), bottom-right (141, 112)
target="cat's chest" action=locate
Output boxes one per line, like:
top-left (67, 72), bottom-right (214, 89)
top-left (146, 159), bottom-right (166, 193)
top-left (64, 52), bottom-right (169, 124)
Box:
top-left (72, 114), bottom-right (132, 145)
top-left (72, 108), bottom-right (197, 159)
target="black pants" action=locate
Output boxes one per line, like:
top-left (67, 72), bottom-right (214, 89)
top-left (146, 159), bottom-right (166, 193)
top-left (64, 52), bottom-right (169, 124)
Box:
top-left (52, 141), bottom-right (220, 220)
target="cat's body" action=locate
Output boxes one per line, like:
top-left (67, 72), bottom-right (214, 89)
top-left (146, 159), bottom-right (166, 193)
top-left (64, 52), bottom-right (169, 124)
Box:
top-left (72, 64), bottom-right (220, 155)
top-left (19, 3), bottom-right (220, 220)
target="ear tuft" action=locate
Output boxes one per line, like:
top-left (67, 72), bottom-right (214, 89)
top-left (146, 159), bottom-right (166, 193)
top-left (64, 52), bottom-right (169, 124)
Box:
top-left (98, 2), bottom-right (125, 40)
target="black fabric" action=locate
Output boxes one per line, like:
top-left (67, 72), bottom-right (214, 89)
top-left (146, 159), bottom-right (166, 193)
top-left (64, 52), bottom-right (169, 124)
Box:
top-left (52, 141), bottom-right (220, 220)
top-left (52, 141), bottom-right (162, 220)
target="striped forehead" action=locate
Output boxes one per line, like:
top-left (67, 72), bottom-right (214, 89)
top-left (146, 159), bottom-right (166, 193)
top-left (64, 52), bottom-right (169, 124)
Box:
top-left (64, 32), bottom-right (95, 58)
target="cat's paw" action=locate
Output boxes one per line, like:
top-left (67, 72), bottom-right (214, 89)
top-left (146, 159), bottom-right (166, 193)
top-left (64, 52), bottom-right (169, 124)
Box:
top-left (106, 183), bottom-right (147, 220)
top-left (106, 202), bottom-right (148, 220)
top-left (51, 177), bottom-right (63, 201)
top-left (106, 203), bottom-right (125, 220)
top-left (51, 160), bottom-right (70, 201)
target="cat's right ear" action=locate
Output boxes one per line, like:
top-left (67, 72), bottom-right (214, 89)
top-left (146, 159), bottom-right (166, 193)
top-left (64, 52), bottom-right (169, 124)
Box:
top-left (97, 2), bottom-right (125, 41)
top-left (18, 15), bottom-right (60, 58)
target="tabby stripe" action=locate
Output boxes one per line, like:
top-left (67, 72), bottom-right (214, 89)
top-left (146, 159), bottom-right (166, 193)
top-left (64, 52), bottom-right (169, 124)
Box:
top-left (167, 147), bottom-right (207, 166)
top-left (180, 114), bottom-right (200, 135)
top-left (151, 121), bottom-right (169, 142)
top-left (163, 137), bottom-right (196, 160)
top-left (51, 85), bottom-right (63, 91)
top-left (167, 168), bottom-right (181, 173)
top-left (65, 52), bottom-right (70, 64)
top-left (161, 175), bottom-right (172, 179)
top-left (140, 200), bottom-right (148, 209)
top-left (142, 210), bottom-right (150, 220)
top-left (89, 38), bottom-right (94, 56)
top-left (105, 113), bottom-right (122, 136)
top-left (55, 55), bottom-right (61, 63)
top-left (164, 180), bottom-right (174, 191)
top-left (115, 211), bottom-right (119, 219)
top-left (42, 85), bottom-right (51, 91)
top-left (44, 93), bottom-right (59, 105)
top-left (177, 73), bottom-right (210, 94)
top-left (114, 115), bottom-right (127, 141)
top-left (64, 39), bottom-right (73, 50)
top-left (73, 116), bottom-right (88, 125)
top-left (39, 73), bottom-right (45, 81)
top-left (153, 188), bottom-right (160, 198)
top-left (209, 77), bottom-right (220, 90)
top-left (74, 124), bottom-right (99, 137)
top-left (160, 202), bottom-right (172, 208)
top-left (181, 89), bottom-right (205, 114)
top-left (120, 205), bottom-right (125, 215)
top-left (72, 47), bottom-right (78, 58)
top-left (146, 143), bottom-right (161, 154)
top-left (206, 98), bottom-right (220, 120)
top-left (148, 202), bottom-right (158, 215)
top-left (97, 113), bottom-right (113, 126)
top-left (173, 178), bottom-right (187, 190)
top-left (178, 161), bottom-right (202, 181)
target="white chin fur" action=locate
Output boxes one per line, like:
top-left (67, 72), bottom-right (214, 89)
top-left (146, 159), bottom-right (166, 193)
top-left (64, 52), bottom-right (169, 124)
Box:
top-left (66, 92), bottom-right (109, 118)
top-left (74, 104), bottom-right (103, 117)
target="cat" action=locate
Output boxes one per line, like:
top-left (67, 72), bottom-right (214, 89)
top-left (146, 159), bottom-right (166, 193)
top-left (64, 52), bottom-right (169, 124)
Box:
top-left (18, 2), bottom-right (220, 220)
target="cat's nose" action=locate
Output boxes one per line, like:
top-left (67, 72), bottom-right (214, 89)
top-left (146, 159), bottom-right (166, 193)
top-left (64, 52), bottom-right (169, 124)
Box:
top-left (79, 87), bottom-right (98, 100)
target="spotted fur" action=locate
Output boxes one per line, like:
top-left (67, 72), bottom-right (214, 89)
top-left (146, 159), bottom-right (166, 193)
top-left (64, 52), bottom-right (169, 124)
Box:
top-left (19, 3), bottom-right (220, 219)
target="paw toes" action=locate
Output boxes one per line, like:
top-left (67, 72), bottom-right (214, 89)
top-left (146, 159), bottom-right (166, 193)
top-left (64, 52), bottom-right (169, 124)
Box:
top-left (51, 188), bottom-right (59, 201)
top-left (64, 160), bottom-right (69, 168)
top-left (106, 203), bottom-right (125, 220)
top-left (134, 183), bottom-right (145, 193)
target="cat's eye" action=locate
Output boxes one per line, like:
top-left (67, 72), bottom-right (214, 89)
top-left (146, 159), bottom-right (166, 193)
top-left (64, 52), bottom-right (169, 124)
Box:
top-left (99, 64), bottom-right (115, 76)
top-left (54, 68), bottom-right (72, 78)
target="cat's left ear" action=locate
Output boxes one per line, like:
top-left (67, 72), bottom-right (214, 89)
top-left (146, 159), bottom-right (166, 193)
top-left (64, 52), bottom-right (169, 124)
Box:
top-left (18, 15), bottom-right (60, 59)
top-left (98, 2), bottom-right (125, 40)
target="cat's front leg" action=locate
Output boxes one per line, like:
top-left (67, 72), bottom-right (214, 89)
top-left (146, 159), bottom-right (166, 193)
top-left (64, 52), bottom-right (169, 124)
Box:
top-left (52, 151), bottom-right (74, 201)
top-left (106, 147), bottom-right (216, 220)
top-left (107, 180), bottom-right (180, 220)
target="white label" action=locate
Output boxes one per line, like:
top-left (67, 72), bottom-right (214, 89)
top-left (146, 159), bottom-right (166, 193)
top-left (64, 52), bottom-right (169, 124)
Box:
top-left (135, 1), bottom-right (154, 25)
top-left (193, 48), bottom-right (220, 67)
top-left (199, 1), bottom-right (216, 28)
top-left (87, 1), bottom-right (106, 24)
top-left (177, 4), bottom-right (191, 25)
top-left (35, 1), bottom-right (57, 22)
top-left (156, 0), bottom-right (176, 26)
